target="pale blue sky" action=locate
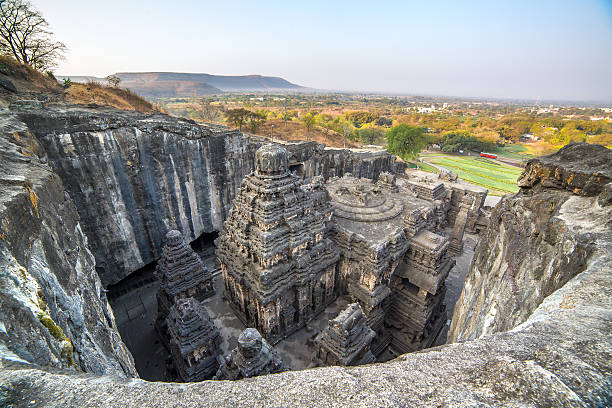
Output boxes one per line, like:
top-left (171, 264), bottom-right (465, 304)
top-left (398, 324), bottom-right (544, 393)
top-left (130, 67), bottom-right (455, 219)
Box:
top-left (36, 0), bottom-right (612, 101)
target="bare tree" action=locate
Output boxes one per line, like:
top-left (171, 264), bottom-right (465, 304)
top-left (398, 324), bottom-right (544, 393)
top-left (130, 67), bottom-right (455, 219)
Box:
top-left (0, 0), bottom-right (66, 70)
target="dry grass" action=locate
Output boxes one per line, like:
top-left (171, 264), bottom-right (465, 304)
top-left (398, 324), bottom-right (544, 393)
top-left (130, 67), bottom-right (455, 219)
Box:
top-left (523, 141), bottom-right (558, 157)
top-left (66, 81), bottom-right (158, 113)
top-left (0, 56), bottom-right (61, 92)
top-left (250, 119), bottom-right (359, 148)
top-left (0, 56), bottom-right (160, 113)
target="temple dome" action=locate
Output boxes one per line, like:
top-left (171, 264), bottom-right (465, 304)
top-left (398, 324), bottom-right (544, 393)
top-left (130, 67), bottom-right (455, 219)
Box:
top-left (256, 144), bottom-right (288, 175)
top-left (165, 230), bottom-right (183, 246)
top-left (238, 328), bottom-right (263, 358)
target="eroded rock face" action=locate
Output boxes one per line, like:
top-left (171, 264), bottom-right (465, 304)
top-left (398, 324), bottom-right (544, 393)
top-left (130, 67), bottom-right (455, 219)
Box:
top-left (517, 142), bottom-right (611, 196)
top-left (14, 106), bottom-right (398, 285)
top-left (0, 112), bottom-right (136, 377)
top-left (449, 143), bottom-right (612, 342)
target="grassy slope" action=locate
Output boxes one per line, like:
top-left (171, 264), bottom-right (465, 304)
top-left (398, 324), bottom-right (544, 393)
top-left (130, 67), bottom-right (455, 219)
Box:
top-left (66, 81), bottom-right (158, 113)
top-left (0, 56), bottom-right (159, 113)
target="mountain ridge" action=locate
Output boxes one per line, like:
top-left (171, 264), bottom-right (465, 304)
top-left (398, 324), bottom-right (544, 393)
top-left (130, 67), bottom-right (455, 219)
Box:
top-left (59, 72), bottom-right (306, 97)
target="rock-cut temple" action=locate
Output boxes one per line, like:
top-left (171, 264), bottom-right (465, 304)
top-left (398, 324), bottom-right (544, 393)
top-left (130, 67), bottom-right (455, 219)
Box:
top-left (217, 144), bottom-right (478, 356)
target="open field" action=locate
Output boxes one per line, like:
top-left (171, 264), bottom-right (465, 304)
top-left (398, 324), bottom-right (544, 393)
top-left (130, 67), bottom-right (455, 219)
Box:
top-left (421, 154), bottom-right (523, 195)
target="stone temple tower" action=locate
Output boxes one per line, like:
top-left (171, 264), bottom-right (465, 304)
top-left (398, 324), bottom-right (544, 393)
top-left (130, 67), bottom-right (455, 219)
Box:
top-left (214, 328), bottom-right (288, 380)
top-left (216, 144), bottom-right (340, 344)
top-left (155, 230), bottom-right (214, 346)
top-left (166, 297), bottom-right (222, 382)
top-left (314, 303), bottom-right (376, 366)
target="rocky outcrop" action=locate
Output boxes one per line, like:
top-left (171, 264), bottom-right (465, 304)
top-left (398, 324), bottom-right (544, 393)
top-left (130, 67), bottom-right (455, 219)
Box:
top-left (517, 142), bottom-right (611, 196)
top-left (0, 112), bottom-right (136, 378)
top-left (14, 105), bottom-right (398, 285)
top-left (449, 143), bottom-right (611, 342)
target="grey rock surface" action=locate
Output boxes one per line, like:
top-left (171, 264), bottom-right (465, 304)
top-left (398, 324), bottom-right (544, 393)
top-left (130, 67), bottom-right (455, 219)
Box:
top-left (0, 112), bottom-right (136, 378)
top-left (449, 143), bottom-right (612, 341)
top-left (15, 105), bottom-right (398, 285)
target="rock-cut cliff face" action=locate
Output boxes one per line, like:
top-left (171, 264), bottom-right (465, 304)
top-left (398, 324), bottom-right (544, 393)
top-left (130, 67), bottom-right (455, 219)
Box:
top-left (449, 143), bottom-right (612, 341)
top-left (15, 105), bottom-right (399, 285)
top-left (0, 111), bottom-right (136, 377)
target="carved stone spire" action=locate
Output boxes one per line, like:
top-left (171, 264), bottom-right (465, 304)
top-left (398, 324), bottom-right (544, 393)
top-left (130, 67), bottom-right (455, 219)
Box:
top-left (155, 230), bottom-right (214, 346)
top-left (167, 297), bottom-right (221, 382)
top-left (314, 303), bottom-right (376, 366)
top-left (217, 144), bottom-right (340, 344)
top-left (215, 328), bottom-right (289, 380)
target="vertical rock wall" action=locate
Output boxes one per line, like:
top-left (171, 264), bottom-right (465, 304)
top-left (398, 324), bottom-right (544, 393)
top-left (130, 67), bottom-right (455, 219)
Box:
top-left (0, 113), bottom-right (136, 377)
top-left (16, 107), bottom-right (400, 285)
top-left (449, 143), bottom-right (612, 342)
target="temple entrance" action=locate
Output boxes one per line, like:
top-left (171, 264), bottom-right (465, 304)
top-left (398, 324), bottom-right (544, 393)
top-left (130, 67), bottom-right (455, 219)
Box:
top-left (190, 231), bottom-right (220, 272)
top-left (289, 162), bottom-right (304, 178)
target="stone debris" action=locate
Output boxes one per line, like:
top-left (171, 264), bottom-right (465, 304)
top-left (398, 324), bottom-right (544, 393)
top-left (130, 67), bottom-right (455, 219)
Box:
top-left (314, 303), bottom-right (376, 366)
top-left (214, 328), bottom-right (289, 380)
top-left (155, 230), bottom-right (214, 347)
top-left (166, 298), bottom-right (222, 382)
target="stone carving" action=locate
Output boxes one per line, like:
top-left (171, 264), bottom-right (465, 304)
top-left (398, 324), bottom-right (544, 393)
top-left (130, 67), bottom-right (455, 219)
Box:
top-left (327, 174), bottom-right (440, 355)
top-left (217, 145), bottom-right (339, 344)
top-left (314, 303), bottom-right (376, 366)
top-left (166, 298), bottom-right (222, 382)
top-left (388, 230), bottom-right (454, 353)
top-left (215, 328), bottom-right (289, 380)
top-left (398, 171), bottom-right (488, 244)
top-left (218, 151), bottom-right (479, 356)
top-left (155, 230), bottom-right (214, 346)
top-left (216, 145), bottom-right (340, 344)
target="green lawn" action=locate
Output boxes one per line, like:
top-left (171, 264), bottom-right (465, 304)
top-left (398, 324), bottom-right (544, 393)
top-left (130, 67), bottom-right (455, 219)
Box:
top-left (494, 144), bottom-right (534, 160)
top-left (421, 154), bottom-right (523, 195)
top-left (413, 161), bottom-right (440, 174)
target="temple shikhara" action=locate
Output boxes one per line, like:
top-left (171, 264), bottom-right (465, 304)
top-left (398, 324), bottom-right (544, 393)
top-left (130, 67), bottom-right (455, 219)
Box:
top-left (216, 144), bottom-right (340, 344)
top-left (166, 298), bottom-right (222, 382)
top-left (155, 230), bottom-right (215, 347)
top-left (314, 303), bottom-right (376, 366)
top-left (215, 328), bottom-right (289, 380)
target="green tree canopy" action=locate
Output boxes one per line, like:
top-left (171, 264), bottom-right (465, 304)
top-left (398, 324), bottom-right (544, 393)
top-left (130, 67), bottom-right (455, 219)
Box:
top-left (386, 124), bottom-right (428, 160)
top-left (224, 108), bottom-right (251, 130)
top-left (438, 131), bottom-right (495, 153)
top-left (301, 111), bottom-right (317, 139)
top-left (224, 108), bottom-right (267, 132)
top-left (344, 111), bottom-right (378, 128)
top-left (355, 127), bottom-right (385, 145)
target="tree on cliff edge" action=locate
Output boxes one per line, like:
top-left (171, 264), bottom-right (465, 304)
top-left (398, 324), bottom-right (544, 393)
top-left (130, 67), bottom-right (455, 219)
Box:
top-left (0, 0), bottom-right (66, 70)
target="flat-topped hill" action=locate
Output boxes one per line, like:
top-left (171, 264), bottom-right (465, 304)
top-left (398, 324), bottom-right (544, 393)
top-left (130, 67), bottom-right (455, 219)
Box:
top-left (60, 72), bottom-right (306, 97)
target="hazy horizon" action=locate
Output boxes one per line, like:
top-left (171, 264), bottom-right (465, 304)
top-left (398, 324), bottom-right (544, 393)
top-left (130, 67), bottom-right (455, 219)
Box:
top-left (36, 0), bottom-right (612, 102)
